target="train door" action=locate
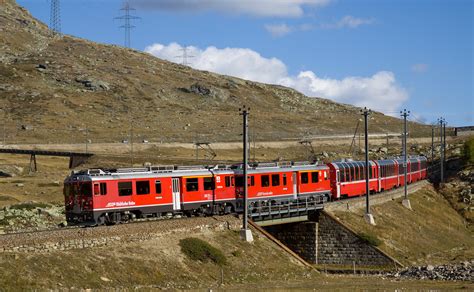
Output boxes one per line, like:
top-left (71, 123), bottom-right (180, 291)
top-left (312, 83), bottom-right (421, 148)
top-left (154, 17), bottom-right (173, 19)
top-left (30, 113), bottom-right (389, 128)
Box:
top-left (292, 172), bottom-right (297, 199)
top-left (336, 169), bottom-right (341, 198)
top-left (172, 178), bottom-right (181, 210)
top-left (377, 164), bottom-right (382, 192)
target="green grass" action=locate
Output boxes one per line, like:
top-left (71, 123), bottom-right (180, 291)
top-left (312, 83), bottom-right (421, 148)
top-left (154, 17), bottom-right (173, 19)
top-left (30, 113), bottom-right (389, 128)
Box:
top-left (179, 237), bottom-right (227, 266)
top-left (357, 232), bottom-right (382, 247)
top-left (463, 137), bottom-right (474, 164)
top-left (9, 202), bottom-right (50, 211)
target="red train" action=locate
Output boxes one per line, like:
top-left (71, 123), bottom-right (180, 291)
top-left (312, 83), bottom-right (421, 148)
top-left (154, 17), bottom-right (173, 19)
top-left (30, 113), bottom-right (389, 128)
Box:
top-left (64, 156), bottom-right (427, 225)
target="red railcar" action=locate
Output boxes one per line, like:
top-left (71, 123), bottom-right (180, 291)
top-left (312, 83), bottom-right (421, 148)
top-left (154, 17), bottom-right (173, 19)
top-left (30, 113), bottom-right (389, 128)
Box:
top-left (64, 156), bottom-right (428, 225)
top-left (64, 166), bottom-right (236, 224)
top-left (233, 162), bottom-right (332, 206)
top-left (374, 159), bottom-right (399, 192)
top-left (327, 161), bottom-right (378, 199)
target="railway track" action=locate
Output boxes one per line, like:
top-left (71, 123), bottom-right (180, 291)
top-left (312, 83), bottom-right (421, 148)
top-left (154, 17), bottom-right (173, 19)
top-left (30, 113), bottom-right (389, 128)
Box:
top-left (0, 180), bottom-right (430, 252)
top-left (325, 180), bottom-right (429, 212)
top-left (0, 215), bottom-right (239, 253)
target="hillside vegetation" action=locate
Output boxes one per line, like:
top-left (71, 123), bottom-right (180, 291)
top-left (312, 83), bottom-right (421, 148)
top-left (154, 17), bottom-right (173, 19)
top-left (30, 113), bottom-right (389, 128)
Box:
top-left (0, 0), bottom-right (432, 145)
top-left (332, 186), bottom-right (473, 266)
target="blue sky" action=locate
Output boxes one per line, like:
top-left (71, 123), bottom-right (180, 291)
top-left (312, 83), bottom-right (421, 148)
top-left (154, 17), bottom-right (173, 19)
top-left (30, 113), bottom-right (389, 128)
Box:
top-left (18, 0), bottom-right (473, 126)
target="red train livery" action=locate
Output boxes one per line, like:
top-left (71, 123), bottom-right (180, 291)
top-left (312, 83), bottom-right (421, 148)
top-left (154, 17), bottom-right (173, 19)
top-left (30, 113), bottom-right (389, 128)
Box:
top-left (64, 156), bottom-right (427, 225)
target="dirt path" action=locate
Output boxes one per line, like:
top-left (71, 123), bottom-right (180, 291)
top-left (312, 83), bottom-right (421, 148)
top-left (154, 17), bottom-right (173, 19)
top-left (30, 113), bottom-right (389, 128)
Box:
top-left (0, 136), bottom-right (440, 154)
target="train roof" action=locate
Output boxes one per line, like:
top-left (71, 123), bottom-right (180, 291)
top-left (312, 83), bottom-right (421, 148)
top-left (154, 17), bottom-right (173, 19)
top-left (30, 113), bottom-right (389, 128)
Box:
top-left (232, 161), bottom-right (328, 174)
top-left (65, 165), bottom-right (234, 182)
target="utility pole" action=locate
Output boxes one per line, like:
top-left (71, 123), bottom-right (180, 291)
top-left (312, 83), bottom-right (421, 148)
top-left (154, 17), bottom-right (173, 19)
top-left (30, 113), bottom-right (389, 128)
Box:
top-left (361, 107), bottom-right (375, 225)
top-left (130, 112), bottom-right (134, 166)
top-left (1, 108), bottom-right (6, 145)
top-left (115, 1), bottom-right (140, 48)
top-left (85, 127), bottom-right (88, 154)
top-left (239, 106), bottom-right (253, 242)
top-left (431, 126), bottom-right (434, 163)
top-left (175, 46), bottom-right (195, 66)
top-left (443, 121), bottom-right (447, 171)
top-left (438, 117), bottom-right (445, 183)
top-left (401, 109), bottom-right (411, 209)
top-left (49, 0), bottom-right (61, 36)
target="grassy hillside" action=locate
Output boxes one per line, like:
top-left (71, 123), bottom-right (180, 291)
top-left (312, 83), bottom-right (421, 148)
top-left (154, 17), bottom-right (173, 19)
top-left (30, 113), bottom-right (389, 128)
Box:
top-left (331, 186), bottom-right (473, 266)
top-left (0, 0), bottom-right (432, 145)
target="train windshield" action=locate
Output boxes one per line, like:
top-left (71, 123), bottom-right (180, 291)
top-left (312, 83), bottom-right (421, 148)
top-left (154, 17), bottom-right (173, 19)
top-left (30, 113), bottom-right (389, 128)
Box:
top-left (64, 182), bottom-right (92, 197)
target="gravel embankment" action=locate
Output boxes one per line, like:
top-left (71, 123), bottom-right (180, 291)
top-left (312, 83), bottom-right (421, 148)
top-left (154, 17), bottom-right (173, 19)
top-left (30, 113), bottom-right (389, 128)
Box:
top-left (388, 261), bottom-right (473, 281)
top-left (0, 215), bottom-right (240, 252)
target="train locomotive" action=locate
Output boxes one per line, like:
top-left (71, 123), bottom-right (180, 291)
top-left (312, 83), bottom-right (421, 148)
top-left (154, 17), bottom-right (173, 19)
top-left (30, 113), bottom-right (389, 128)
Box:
top-left (64, 156), bottom-right (427, 225)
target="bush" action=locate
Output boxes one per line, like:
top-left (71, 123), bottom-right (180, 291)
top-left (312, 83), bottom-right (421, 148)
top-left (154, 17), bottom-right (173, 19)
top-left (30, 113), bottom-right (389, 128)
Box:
top-left (463, 137), bottom-right (474, 164)
top-left (179, 237), bottom-right (227, 266)
top-left (358, 232), bottom-right (382, 246)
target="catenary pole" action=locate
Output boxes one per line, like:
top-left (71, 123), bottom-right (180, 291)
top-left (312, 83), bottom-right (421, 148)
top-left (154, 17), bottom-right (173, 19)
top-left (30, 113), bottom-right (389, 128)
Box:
top-left (361, 107), bottom-right (374, 224)
top-left (431, 126), bottom-right (434, 163)
top-left (239, 106), bottom-right (253, 241)
top-left (439, 117), bottom-right (444, 183)
top-left (400, 109), bottom-right (412, 209)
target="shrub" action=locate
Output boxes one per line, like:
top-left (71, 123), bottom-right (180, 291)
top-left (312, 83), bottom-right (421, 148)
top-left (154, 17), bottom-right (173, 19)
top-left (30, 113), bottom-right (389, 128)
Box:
top-left (358, 232), bottom-right (382, 246)
top-left (463, 137), bottom-right (474, 164)
top-left (179, 237), bottom-right (227, 266)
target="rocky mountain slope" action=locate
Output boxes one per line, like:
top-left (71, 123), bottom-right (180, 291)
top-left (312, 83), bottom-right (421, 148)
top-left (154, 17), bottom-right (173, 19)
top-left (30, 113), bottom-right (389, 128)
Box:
top-left (0, 0), bottom-right (431, 144)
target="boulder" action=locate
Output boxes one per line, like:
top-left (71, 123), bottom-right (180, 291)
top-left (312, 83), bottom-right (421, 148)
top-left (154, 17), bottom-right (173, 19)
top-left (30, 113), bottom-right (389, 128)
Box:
top-left (75, 77), bottom-right (110, 91)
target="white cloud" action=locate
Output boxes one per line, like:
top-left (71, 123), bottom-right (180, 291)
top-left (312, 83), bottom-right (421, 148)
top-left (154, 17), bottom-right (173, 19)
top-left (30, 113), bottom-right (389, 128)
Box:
top-left (145, 43), bottom-right (408, 113)
top-left (411, 63), bottom-right (429, 73)
top-left (321, 15), bottom-right (375, 29)
top-left (265, 23), bottom-right (293, 37)
top-left (132, 0), bottom-right (331, 17)
top-left (264, 23), bottom-right (315, 37)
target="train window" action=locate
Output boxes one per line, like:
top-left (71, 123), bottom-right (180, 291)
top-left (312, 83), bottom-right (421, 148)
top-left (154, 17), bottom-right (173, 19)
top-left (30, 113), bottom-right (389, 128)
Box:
top-left (339, 168), bottom-right (345, 182)
top-left (369, 167), bottom-right (373, 179)
top-left (186, 178), bottom-right (199, 192)
top-left (80, 183), bottom-right (92, 197)
top-left (100, 183), bottom-right (107, 196)
top-left (136, 181), bottom-right (150, 195)
top-left (261, 175), bottom-right (270, 187)
top-left (155, 180), bottom-right (162, 194)
top-left (118, 181), bottom-right (132, 196)
top-left (350, 165), bottom-right (356, 181)
top-left (360, 166), bottom-right (365, 180)
top-left (345, 167), bottom-right (351, 181)
top-left (301, 172), bottom-right (309, 184)
top-left (283, 174), bottom-right (287, 185)
top-left (271, 174), bottom-right (280, 186)
top-left (311, 172), bottom-right (319, 183)
top-left (235, 176), bottom-right (243, 187)
top-left (204, 177), bottom-right (214, 190)
top-left (225, 176), bottom-right (231, 187)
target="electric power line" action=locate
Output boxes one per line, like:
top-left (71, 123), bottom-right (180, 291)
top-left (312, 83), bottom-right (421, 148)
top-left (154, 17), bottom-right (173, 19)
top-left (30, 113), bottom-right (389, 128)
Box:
top-left (49, 0), bottom-right (61, 36)
top-left (175, 46), bottom-right (195, 66)
top-left (115, 1), bottom-right (140, 48)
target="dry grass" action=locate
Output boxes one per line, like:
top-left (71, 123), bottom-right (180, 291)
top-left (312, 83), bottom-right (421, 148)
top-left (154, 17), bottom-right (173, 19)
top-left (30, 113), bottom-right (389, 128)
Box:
top-left (331, 185), bottom-right (473, 266)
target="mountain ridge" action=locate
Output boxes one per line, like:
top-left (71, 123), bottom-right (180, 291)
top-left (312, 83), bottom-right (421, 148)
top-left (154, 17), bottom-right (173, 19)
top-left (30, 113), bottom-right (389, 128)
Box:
top-left (0, 0), bottom-right (430, 144)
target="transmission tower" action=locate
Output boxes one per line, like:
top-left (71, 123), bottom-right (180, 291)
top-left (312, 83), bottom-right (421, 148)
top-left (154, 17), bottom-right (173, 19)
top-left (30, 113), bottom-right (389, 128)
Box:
top-left (115, 1), bottom-right (140, 48)
top-left (175, 46), bottom-right (195, 66)
top-left (49, 0), bottom-right (61, 36)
